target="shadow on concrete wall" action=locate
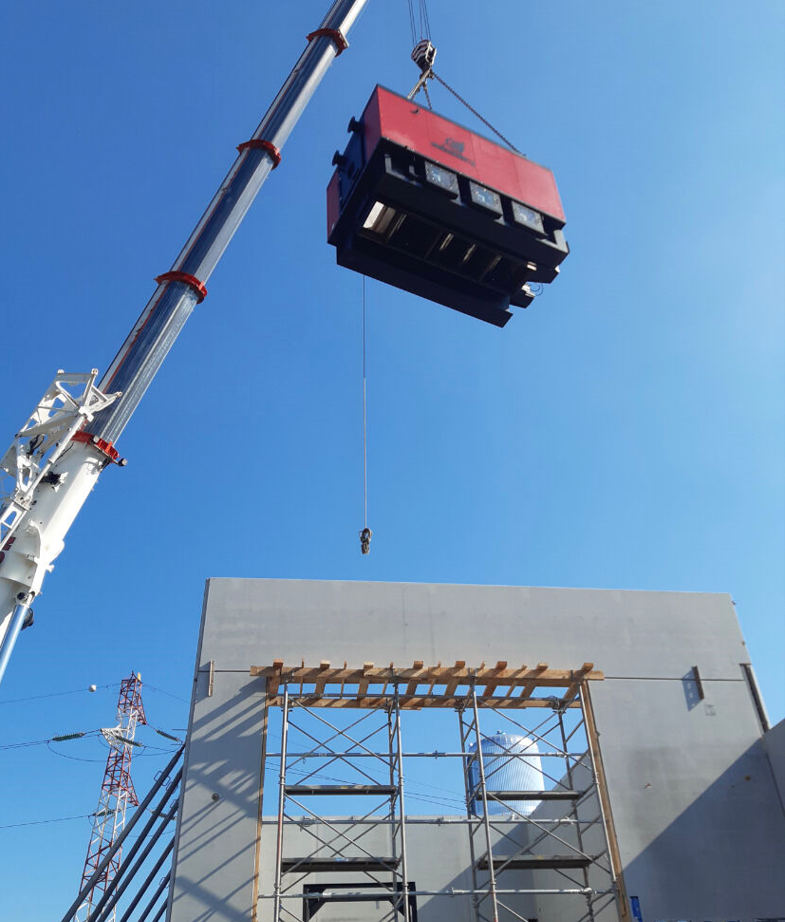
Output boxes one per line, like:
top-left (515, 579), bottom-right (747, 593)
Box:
top-left (171, 676), bottom-right (266, 922)
top-left (620, 737), bottom-right (785, 921)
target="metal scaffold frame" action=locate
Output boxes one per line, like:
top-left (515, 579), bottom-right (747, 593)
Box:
top-left (270, 685), bottom-right (413, 921)
top-left (251, 660), bottom-right (631, 922)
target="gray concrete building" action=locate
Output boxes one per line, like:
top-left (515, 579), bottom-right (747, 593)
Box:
top-left (167, 579), bottom-right (785, 922)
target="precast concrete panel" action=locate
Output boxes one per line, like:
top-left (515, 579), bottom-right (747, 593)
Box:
top-left (194, 579), bottom-right (751, 679)
top-left (764, 718), bottom-right (785, 807)
top-left (255, 820), bottom-right (524, 922)
top-left (168, 580), bottom-right (785, 922)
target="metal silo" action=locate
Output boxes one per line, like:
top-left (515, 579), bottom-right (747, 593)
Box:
top-left (468, 732), bottom-right (544, 816)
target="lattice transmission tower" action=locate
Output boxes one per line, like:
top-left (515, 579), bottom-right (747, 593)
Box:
top-left (75, 672), bottom-right (146, 922)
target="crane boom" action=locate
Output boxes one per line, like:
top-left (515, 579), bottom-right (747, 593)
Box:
top-left (0, 0), bottom-right (370, 683)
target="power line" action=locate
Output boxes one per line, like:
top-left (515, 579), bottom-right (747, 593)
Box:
top-left (0, 730), bottom-right (100, 751)
top-left (1, 724), bottom-right (182, 754)
top-left (0, 812), bottom-right (94, 830)
top-left (0, 736), bottom-right (57, 751)
top-left (0, 679), bottom-right (190, 708)
top-left (0, 683), bottom-right (119, 706)
top-left (143, 683), bottom-right (189, 705)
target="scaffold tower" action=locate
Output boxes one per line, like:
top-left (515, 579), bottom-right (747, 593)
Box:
top-left (75, 672), bottom-right (147, 922)
top-left (252, 659), bottom-right (630, 922)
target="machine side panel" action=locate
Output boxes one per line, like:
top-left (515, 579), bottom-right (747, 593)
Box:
top-left (360, 85), bottom-right (383, 159)
top-left (374, 86), bottom-right (565, 221)
top-left (326, 171), bottom-right (341, 238)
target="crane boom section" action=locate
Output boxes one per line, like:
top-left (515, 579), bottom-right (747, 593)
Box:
top-left (0, 0), bottom-right (370, 681)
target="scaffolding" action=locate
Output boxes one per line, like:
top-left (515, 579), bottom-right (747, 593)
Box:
top-left (252, 660), bottom-right (630, 922)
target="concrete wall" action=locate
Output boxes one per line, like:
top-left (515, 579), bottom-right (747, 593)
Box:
top-left (255, 819), bottom-right (536, 922)
top-left (764, 718), bottom-right (785, 809)
top-left (167, 579), bottom-right (785, 922)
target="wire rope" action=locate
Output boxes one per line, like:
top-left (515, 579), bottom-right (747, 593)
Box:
top-left (362, 275), bottom-right (369, 531)
top-left (406, 0), bottom-right (431, 43)
top-left (419, 0), bottom-right (432, 41)
top-left (430, 71), bottom-right (522, 154)
top-left (406, 0), bottom-right (418, 45)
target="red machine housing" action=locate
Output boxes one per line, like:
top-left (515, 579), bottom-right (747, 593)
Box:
top-left (327, 86), bottom-right (569, 327)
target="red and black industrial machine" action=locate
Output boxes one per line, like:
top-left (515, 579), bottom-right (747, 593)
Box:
top-left (327, 85), bottom-right (569, 327)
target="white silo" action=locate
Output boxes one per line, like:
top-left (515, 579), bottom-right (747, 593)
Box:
top-left (468, 732), bottom-right (545, 816)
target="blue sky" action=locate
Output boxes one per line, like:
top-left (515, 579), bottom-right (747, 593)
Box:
top-left (0, 2), bottom-right (783, 917)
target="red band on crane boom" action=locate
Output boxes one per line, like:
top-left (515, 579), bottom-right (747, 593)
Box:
top-left (236, 139), bottom-right (282, 168)
top-left (71, 430), bottom-right (120, 462)
top-left (154, 271), bottom-right (208, 303)
top-left (306, 27), bottom-right (348, 55)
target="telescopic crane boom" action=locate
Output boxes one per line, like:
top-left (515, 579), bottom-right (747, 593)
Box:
top-left (0, 0), bottom-right (371, 684)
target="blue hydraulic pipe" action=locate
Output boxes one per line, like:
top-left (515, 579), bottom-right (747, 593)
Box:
top-left (0, 602), bottom-right (29, 685)
top-left (91, 0), bottom-right (370, 443)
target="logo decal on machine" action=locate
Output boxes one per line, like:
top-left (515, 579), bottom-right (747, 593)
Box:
top-left (431, 136), bottom-right (475, 165)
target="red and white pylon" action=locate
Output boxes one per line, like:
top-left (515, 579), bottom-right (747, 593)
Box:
top-left (75, 673), bottom-right (146, 922)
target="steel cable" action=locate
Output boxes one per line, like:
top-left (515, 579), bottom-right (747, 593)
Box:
top-left (431, 70), bottom-right (522, 154)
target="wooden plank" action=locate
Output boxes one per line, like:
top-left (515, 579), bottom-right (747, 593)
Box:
top-left (250, 663), bottom-right (603, 684)
top-left (405, 660), bottom-right (424, 697)
top-left (313, 661), bottom-right (331, 697)
top-left (266, 659), bottom-right (284, 700)
top-left (378, 661), bottom-right (393, 700)
top-left (482, 660), bottom-right (509, 698)
top-left (496, 664), bottom-right (530, 701)
top-left (561, 663), bottom-right (595, 706)
top-left (269, 695), bottom-right (581, 710)
top-left (562, 682), bottom-right (580, 705)
top-left (443, 660), bottom-right (467, 697)
top-left (582, 682), bottom-right (632, 921)
top-left (425, 662), bottom-right (442, 699)
top-left (251, 687), bottom-right (270, 919)
top-left (519, 662), bottom-right (549, 699)
top-left (357, 662), bottom-right (374, 700)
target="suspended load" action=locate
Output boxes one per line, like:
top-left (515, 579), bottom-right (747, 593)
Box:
top-left (327, 86), bottom-right (569, 327)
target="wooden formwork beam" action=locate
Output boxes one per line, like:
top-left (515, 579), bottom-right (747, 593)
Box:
top-left (251, 662), bottom-right (601, 686)
top-left (263, 694), bottom-right (584, 710)
top-left (250, 660), bottom-right (602, 710)
top-left (582, 681), bottom-right (632, 922)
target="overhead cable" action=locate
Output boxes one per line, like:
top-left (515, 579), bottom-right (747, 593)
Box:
top-left (0, 682), bottom-right (118, 706)
top-left (0, 812), bottom-right (94, 830)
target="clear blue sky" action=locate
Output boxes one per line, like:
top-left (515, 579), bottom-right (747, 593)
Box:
top-left (1, 2), bottom-right (783, 918)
